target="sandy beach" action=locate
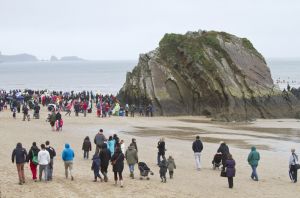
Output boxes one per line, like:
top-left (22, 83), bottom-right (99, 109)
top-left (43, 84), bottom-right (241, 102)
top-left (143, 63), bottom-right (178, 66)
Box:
top-left (1, 108), bottom-right (300, 198)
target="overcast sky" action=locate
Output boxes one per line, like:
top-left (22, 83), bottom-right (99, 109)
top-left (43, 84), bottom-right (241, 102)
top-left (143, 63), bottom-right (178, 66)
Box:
top-left (0, 0), bottom-right (299, 60)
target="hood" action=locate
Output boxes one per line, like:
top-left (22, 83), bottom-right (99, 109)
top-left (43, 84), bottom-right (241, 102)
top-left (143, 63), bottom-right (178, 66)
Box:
top-left (65, 143), bottom-right (70, 149)
top-left (16, 143), bottom-right (22, 148)
top-left (251, 146), bottom-right (256, 151)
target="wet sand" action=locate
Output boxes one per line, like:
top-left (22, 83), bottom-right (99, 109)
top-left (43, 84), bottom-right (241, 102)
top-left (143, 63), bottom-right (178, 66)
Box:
top-left (1, 109), bottom-right (300, 197)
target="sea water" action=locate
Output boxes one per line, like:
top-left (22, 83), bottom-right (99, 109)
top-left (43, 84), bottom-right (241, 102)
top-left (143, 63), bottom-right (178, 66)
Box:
top-left (0, 59), bottom-right (299, 94)
top-left (0, 60), bottom-right (136, 94)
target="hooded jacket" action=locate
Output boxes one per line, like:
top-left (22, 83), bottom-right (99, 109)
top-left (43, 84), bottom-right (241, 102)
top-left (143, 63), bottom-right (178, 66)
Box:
top-left (38, 149), bottom-right (50, 165)
top-left (82, 137), bottom-right (92, 151)
top-left (12, 143), bottom-right (27, 164)
top-left (248, 147), bottom-right (260, 166)
top-left (125, 146), bottom-right (138, 165)
top-left (62, 144), bottom-right (75, 161)
top-left (91, 154), bottom-right (101, 171)
top-left (27, 146), bottom-right (40, 162)
top-left (167, 157), bottom-right (176, 171)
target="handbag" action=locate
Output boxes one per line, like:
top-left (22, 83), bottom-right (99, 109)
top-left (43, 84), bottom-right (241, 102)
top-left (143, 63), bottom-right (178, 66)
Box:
top-left (295, 164), bottom-right (300, 170)
top-left (220, 169), bottom-right (227, 177)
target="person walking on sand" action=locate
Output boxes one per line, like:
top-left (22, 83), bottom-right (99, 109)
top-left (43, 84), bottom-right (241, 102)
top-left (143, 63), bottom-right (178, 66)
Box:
top-left (289, 148), bottom-right (299, 183)
top-left (130, 138), bottom-right (138, 152)
top-left (94, 129), bottom-right (107, 154)
top-left (82, 136), bottom-right (92, 159)
top-left (248, 146), bottom-right (260, 181)
top-left (111, 147), bottom-right (125, 188)
top-left (49, 110), bottom-right (56, 131)
top-left (62, 143), bottom-right (75, 180)
top-left (100, 143), bottom-right (111, 182)
top-left (91, 153), bottom-right (103, 182)
top-left (45, 141), bottom-right (56, 181)
top-left (167, 155), bottom-right (176, 179)
top-left (125, 145), bottom-right (138, 179)
top-left (108, 136), bottom-right (115, 156)
top-left (225, 154), bottom-right (236, 189)
top-left (38, 144), bottom-right (50, 181)
top-left (12, 143), bottom-right (27, 185)
top-left (27, 142), bottom-right (40, 182)
top-left (192, 136), bottom-right (203, 171)
top-left (157, 138), bottom-right (166, 165)
top-left (217, 141), bottom-right (230, 171)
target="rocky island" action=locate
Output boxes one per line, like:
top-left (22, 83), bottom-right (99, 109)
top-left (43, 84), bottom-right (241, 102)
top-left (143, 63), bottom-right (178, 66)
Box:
top-left (118, 30), bottom-right (300, 121)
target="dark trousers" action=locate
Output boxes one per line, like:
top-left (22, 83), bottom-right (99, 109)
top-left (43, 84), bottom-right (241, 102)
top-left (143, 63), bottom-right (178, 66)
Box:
top-left (93, 168), bottom-right (101, 179)
top-left (169, 171), bottom-right (174, 178)
top-left (114, 171), bottom-right (123, 181)
top-left (290, 165), bottom-right (298, 182)
top-left (83, 151), bottom-right (89, 159)
top-left (228, 177), bottom-right (233, 188)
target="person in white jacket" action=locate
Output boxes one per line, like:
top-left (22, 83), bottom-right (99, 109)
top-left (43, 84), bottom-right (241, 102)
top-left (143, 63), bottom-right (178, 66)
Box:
top-left (38, 144), bottom-right (50, 181)
top-left (289, 148), bottom-right (299, 183)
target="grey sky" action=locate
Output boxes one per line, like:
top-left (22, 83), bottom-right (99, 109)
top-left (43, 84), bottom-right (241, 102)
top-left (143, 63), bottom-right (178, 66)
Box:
top-left (0, 0), bottom-right (299, 60)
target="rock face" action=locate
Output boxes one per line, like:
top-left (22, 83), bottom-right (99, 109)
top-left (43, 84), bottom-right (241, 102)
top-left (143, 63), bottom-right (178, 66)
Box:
top-left (118, 30), bottom-right (300, 121)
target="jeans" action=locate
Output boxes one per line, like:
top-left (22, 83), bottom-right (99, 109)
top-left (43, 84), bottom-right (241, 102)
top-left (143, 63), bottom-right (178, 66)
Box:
top-left (157, 152), bottom-right (165, 165)
top-left (194, 152), bottom-right (201, 169)
top-left (47, 159), bottom-right (54, 180)
top-left (129, 164), bottom-right (135, 173)
top-left (290, 165), bottom-right (298, 182)
top-left (251, 165), bottom-right (258, 180)
top-left (39, 164), bottom-right (48, 181)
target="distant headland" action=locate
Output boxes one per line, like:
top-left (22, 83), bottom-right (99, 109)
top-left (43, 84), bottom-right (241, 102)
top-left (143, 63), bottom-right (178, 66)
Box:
top-left (0, 51), bottom-right (86, 63)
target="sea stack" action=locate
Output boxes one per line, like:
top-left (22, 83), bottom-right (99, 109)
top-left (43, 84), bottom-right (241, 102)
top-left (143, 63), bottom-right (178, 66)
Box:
top-left (118, 30), bottom-right (300, 121)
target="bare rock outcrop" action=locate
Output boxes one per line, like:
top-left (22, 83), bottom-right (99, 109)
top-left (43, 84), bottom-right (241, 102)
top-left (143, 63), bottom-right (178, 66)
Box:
top-left (118, 30), bottom-right (300, 121)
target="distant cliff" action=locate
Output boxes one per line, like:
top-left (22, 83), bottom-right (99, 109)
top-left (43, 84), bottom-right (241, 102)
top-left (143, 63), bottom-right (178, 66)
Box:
top-left (118, 30), bottom-right (300, 121)
top-left (0, 52), bottom-right (38, 63)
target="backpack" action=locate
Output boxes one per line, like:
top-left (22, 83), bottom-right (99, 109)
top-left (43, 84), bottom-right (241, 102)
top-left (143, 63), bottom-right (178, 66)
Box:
top-left (32, 151), bottom-right (38, 165)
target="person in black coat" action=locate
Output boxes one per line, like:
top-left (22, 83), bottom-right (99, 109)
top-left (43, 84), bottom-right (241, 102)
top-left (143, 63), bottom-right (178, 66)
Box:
top-left (27, 142), bottom-right (40, 181)
top-left (12, 143), bottom-right (28, 185)
top-left (82, 136), bottom-right (92, 159)
top-left (157, 138), bottom-right (166, 165)
top-left (217, 141), bottom-right (230, 170)
top-left (99, 143), bottom-right (111, 182)
top-left (111, 147), bottom-right (124, 187)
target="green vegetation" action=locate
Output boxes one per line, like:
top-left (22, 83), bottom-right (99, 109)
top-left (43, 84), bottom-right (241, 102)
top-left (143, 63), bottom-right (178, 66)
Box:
top-left (241, 38), bottom-right (265, 62)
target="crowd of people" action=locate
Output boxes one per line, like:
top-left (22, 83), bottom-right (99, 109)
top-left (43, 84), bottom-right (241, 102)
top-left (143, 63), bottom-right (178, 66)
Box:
top-left (10, 128), bottom-right (300, 189)
top-left (0, 89), bottom-right (155, 119)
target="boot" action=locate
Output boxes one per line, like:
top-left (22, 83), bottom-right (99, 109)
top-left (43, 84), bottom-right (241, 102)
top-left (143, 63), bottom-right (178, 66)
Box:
top-left (120, 180), bottom-right (124, 188)
top-left (98, 176), bottom-right (103, 182)
top-left (164, 177), bottom-right (167, 183)
top-left (130, 172), bottom-right (133, 178)
top-left (103, 172), bottom-right (108, 182)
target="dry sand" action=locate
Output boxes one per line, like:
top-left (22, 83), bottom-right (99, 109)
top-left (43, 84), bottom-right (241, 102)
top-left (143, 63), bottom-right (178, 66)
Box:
top-left (1, 108), bottom-right (300, 198)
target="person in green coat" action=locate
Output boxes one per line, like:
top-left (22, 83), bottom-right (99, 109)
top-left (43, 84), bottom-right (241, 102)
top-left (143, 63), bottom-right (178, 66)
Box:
top-left (125, 145), bottom-right (138, 179)
top-left (248, 146), bottom-right (260, 181)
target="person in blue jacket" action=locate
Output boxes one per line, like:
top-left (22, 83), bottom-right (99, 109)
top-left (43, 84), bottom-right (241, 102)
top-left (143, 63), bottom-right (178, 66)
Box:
top-left (62, 143), bottom-right (75, 180)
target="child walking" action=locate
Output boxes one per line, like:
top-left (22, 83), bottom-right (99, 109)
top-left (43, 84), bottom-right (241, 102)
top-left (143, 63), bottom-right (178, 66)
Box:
top-left (159, 158), bottom-right (168, 183)
top-left (82, 136), bottom-right (92, 159)
top-left (91, 154), bottom-right (103, 182)
top-left (167, 155), bottom-right (176, 179)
